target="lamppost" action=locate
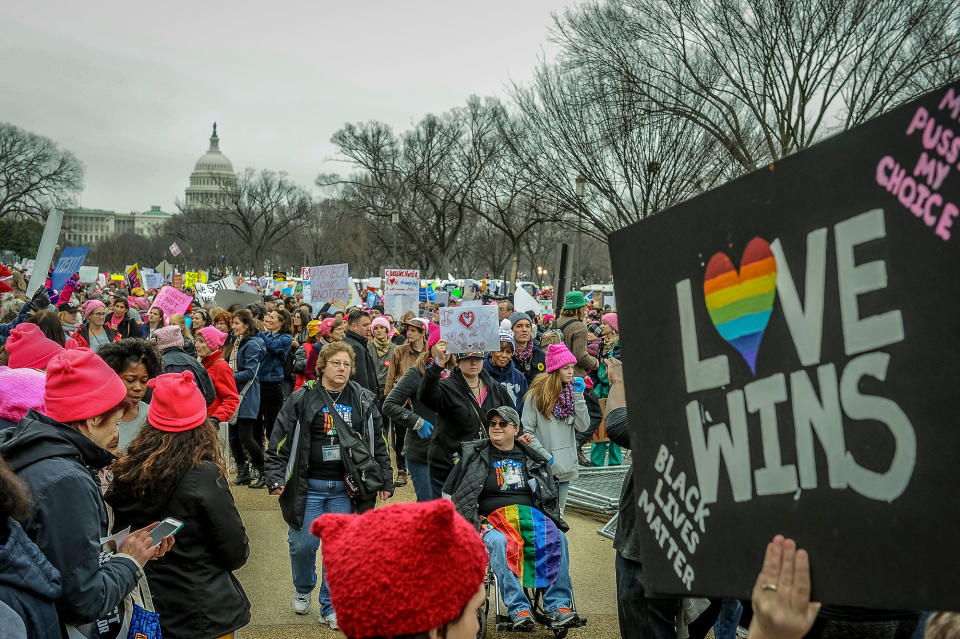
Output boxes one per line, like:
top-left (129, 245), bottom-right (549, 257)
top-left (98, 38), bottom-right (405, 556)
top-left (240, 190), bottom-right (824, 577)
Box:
top-left (574, 175), bottom-right (586, 286)
top-left (391, 212), bottom-right (399, 266)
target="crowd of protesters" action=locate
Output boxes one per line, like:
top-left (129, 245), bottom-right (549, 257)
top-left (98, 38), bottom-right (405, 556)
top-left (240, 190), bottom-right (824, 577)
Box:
top-left (0, 264), bottom-right (954, 639)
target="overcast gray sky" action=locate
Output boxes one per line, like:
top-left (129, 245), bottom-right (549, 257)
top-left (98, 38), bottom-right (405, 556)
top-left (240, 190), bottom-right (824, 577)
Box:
top-left (0, 1), bottom-right (573, 214)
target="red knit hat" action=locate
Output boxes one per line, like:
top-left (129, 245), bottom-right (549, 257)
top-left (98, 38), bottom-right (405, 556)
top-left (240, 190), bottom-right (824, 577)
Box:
top-left (44, 348), bottom-right (127, 424)
top-left (311, 500), bottom-right (487, 638)
top-left (6, 323), bottom-right (63, 370)
top-left (147, 371), bottom-right (208, 432)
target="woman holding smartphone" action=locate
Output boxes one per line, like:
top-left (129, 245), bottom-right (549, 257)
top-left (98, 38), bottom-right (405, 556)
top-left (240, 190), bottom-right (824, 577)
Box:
top-left (107, 371), bottom-right (251, 639)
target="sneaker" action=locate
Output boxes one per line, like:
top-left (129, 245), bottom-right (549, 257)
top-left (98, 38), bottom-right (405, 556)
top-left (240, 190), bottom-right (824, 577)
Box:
top-left (545, 607), bottom-right (577, 628)
top-left (511, 610), bottom-right (535, 631)
top-left (292, 592), bottom-right (311, 615)
top-left (394, 470), bottom-right (408, 487)
top-left (320, 612), bottom-right (338, 630)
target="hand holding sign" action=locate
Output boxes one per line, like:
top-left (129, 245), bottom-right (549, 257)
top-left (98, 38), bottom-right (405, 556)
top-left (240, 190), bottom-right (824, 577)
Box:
top-left (434, 339), bottom-right (449, 366)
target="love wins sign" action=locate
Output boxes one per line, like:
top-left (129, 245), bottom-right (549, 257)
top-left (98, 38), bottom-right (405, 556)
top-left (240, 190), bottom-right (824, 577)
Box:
top-left (609, 82), bottom-right (960, 610)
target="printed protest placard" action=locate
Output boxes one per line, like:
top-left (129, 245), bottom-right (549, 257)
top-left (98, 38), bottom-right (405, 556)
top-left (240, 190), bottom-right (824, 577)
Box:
top-left (51, 246), bottom-right (89, 290)
top-left (308, 263), bottom-right (353, 311)
top-left (125, 263), bottom-right (143, 290)
top-left (143, 272), bottom-right (164, 289)
top-left (171, 273), bottom-right (184, 290)
top-left (169, 242), bottom-right (181, 257)
top-left (439, 303), bottom-right (499, 354)
top-left (149, 286), bottom-right (192, 318)
top-left (512, 285), bottom-right (540, 315)
top-left (384, 269), bottom-right (420, 319)
top-left (183, 272), bottom-right (199, 290)
top-left (608, 82), bottom-right (960, 610)
top-left (78, 265), bottom-right (99, 284)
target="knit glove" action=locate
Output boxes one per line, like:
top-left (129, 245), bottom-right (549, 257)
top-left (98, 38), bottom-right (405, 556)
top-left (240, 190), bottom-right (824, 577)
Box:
top-left (27, 288), bottom-right (51, 312)
top-left (416, 418), bottom-right (434, 439)
top-left (572, 377), bottom-right (586, 393)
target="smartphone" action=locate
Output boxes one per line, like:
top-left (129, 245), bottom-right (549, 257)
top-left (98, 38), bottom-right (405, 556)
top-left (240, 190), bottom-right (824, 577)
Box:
top-left (148, 517), bottom-right (184, 546)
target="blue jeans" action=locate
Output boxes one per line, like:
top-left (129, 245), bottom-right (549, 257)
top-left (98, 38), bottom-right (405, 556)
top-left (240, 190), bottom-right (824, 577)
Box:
top-left (484, 528), bottom-right (574, 615)
top-left (714, 599), bottom-right (744, 639)
top-left (287, 479), bottom-right (352, 616)
top-left (558, 481), bottom-right (569, 514)
top-left (406, 459), bottom-right (444, 502)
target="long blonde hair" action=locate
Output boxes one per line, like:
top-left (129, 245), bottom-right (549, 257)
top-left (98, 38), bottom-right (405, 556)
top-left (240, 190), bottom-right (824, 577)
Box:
top-left (525, 370), bottom-right (564, 418)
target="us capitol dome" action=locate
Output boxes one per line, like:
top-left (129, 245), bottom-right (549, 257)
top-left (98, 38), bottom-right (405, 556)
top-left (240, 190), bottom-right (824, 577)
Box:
top-left (184, 122), bottom-right (237, 210)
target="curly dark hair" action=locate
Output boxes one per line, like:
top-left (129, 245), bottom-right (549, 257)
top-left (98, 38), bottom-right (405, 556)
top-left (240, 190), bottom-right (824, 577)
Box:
top-left (109, 420), bottom-right (225, 498)
top-left (0, 454), bottom-right (31, 523)
top-left (97, 338), bottom-right (163, 378)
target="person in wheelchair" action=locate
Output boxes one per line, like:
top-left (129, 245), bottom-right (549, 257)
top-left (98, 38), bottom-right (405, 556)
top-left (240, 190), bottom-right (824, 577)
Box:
top-left (443, 405), bottom-right (580, 632)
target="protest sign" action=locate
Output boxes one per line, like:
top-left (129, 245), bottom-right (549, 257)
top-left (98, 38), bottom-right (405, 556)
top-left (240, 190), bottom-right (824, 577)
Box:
top-left (183, 271), bottom-right (199, 289)
top-left (197, 276), bottom-right (238, 302)
top-left (301, 266), bottom-right (310, 280)
top-left (78, 265), bottom-right (99, 285)
top-left (273, 271), bottom-right (287, 281)
top-left (308, 263), bottom-right (353, 311)
top-left (125, 264), bottom-right (143, 289)
top-left (439, 304), bottom-right (499, 354)
top-left (51, 246), bottom-right (89, 290)
top-left (149, 286), bottom-right (192, 318)
top-left (25, 208), bottom-right (62, 296)
top-left (435, 291), bottom-right (450, 306)
top-left (171, 273), bottom-right (184, 290)
top-left (143, 272), bottom-right (164, 289)
top-left (384, 269), bottom-right (420, 319)
top-left (110, 274), bottom-right (125, 282)
top-left (169, 242), bottom-right (181, 257)
top-left (214, 289), bottom-right (260, 310)
top-left (608, 83), bottom-right (960, 610)
top-left (512, 285), bottom-right (540, 315)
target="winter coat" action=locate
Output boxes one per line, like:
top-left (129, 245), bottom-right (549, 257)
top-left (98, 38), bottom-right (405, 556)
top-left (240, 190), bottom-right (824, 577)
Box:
top-left (257, 331), bottom-right (292, 384)
top-left (0, 518), bottom-right (62, 639)
top-left (107, 313), bottom-right (138, 339)
top-left (0, 412), bottom-right (143, 628)
top-left (138, 322), bottom-right (163, 339)
top-left (293, 342), bottom-right (315, 390)
top-left (71, 323), bottom-right (121, 350)
top-left (0, 301), bottom-right (30, 343)
top-left (417, 365), bottom-right (514, 478)
top-left (591, 339), bottom-right (622, 399)
top-left (483, 355), bottom-right (529, 415)
top-left (442, 438), bottom-right (566, 533)
top-left (512, 343), bottom-right (547, 384)
top-left (202, 350), bottom-right (240, 423)
top-left (342, 330), bottom-right (379, 394)
top-left (232, 336), bottom-right (264, 420)
top-left (382, 365), bottom-right (442, 466)
top-left (521, 391), bottom-right (589, 482)
top-left (558, 318), bottom-right (598, 378)
top-left (161, 347), bottom-right (216, 406)
top-left (106, 462), bottom-right (251, 639)
top-left (264, 380), bottom-right (392, 529)
top-left (384, 341), bottom-right (426, 394)
top-left (366, 339), bottom-right (396, 394)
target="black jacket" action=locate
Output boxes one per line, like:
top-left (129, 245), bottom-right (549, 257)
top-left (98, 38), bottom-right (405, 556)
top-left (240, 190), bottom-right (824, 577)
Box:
top-left (513, 344), bottom-right (547, 384)
top-left (382, 365), bottom-right (442, 466)
top-left (0, 412), bottom-right (142, 629)
top-left (264, 380), bottom-right (393, 529)
top-left (110, 314), bottom-right (139, 340)
top-left (443, 438), bottom-right (567, 533)
top-left (342, 330), bottom-right (379, 394)
top-left (606, 407), bottom-right (643, 562)
top-left (106, 462), bottom-right (251, 639)
top-left (417, 364), bottom-right (514, 478)
top-left (161, 347), bottom-right (216, 406)
top-left (0, 517), bottom-right (61, 639)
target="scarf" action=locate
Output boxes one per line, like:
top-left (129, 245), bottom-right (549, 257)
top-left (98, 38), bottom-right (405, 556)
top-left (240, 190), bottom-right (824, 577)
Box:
top-left (553, 382), bottom-right (576, 419)
top-left (374, 336), bottom-right (392, 357)
top-left (514, 340), bottom-right (534, 367)
top-left (602, 335), bottom-right (619, 358)
top-left (229, 337), bottom-right (241, 372)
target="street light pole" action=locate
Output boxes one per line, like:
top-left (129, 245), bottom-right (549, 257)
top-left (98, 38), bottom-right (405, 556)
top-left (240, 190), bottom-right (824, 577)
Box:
top-left (574, 176), bottom-right (586, 287)
top-left (391, 212), bottom-right (399, 266)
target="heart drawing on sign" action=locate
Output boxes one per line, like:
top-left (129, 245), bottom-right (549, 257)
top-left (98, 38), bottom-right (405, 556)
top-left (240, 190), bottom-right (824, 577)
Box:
top-left (459, 311), bottom-right (475, 328)
top-left (703, 237), bottom-right (777, 374)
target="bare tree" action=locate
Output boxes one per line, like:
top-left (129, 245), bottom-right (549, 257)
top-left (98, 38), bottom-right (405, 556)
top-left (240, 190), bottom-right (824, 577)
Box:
top-left (553, 0), bottom-right (960, 171)
top-left (0, 123), bottom-right (84, 221)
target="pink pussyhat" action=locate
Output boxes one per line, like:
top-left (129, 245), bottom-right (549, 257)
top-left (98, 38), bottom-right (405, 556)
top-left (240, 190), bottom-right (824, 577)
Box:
top-left (544, 343), bottom-right (577, 373)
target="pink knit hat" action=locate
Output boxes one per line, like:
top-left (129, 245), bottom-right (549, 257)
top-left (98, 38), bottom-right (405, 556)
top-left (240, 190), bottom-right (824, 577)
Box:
top-left (370, 316), bottom-right (391, 334)
top-left (153, 325), bottom-right (184, 351)
top-left (0, 366), bottom-right (46, 424)
top-left (81, 299), bottom-right (105, 317)
top-left (196, 326), bottom-right (227, 351)
top-left (545, 343), bottom-right (577, 373)
top-left (427, 321), bottom-right (442, 349)
top-left (602, 312), bottom-right (619, 334)
top-left (318, 317), bottom-right (336, 338)
top-left (5, 323), bottom-right (63, 370)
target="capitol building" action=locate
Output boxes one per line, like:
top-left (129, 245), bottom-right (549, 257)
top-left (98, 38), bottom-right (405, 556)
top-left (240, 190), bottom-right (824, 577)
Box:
top-left (60, 124), bottom-right (238, 245)
top-left (184, 122), bottom-right (237, 210)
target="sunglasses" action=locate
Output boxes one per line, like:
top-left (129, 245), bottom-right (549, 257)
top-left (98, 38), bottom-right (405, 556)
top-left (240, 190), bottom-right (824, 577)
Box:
top-left (488, 419), bottom-right (515, 429)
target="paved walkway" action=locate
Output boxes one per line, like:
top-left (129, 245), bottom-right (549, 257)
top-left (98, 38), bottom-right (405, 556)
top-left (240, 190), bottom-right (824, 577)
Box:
top-left (232, 475), bottom-right (623, 638)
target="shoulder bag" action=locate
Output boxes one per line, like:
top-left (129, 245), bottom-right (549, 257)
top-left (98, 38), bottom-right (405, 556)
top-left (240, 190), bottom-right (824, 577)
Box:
top-left (319, 387), bottom-right (383, 502)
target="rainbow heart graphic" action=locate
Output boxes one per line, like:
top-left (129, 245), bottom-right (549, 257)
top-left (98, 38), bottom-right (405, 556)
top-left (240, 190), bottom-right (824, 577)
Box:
top-left (703, 238), bottom-right (777, 374)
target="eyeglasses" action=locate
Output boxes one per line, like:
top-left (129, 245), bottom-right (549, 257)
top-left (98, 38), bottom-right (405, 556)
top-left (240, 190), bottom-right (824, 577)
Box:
top-left (327, 360), bottom-right (352, 369)
top-left (488, 419), bottom-right (515, 429)
top-left (89, 312), bottom-right (107, 318)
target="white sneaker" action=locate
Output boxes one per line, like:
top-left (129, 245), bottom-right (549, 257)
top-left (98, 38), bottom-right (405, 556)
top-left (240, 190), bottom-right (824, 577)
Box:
top-left (320, 612), bottom-right (338, 630)
top-left (292, 592), bottom-right (311, 615)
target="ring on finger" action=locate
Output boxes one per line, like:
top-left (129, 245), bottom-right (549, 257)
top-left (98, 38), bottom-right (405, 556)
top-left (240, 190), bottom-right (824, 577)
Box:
top-left (761, 583), bottom-right (778, 591)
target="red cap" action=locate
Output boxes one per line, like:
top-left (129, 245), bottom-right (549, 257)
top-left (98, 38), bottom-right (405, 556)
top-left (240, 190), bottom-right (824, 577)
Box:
top-left (6, 323), bottom-right (63, 370)
top-left (311, 500), bottom-right (487, 638)
top-left (147, 371), bottom-right (208, 431)
top-left (44, 348), bottom-right (127, 424)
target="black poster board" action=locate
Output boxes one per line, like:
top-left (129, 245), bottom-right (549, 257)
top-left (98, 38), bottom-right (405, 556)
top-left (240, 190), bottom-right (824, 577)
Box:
top-left (608, 83), bottom-right (960, 610)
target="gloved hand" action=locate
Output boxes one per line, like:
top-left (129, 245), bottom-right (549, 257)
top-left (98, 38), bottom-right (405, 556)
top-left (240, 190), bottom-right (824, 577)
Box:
top-left (416, 418), bottom-right (435, 439)
top-left (28, 288), bottom-right (51, 312)
top-left (70, 272), bottom-right (80, 284)
top-left (572, 377), bottom-right (586, 393)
